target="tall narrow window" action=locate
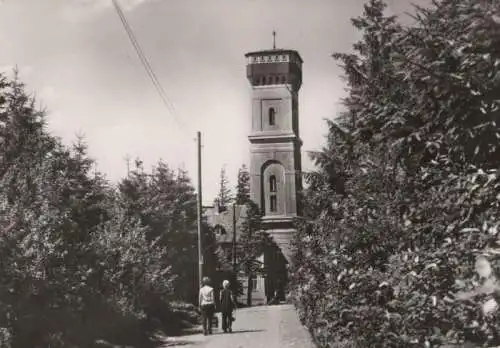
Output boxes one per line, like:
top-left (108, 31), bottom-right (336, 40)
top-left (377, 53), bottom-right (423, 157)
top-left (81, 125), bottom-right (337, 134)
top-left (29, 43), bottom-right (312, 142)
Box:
top-left (269, 107), bottom-right (276, 126)
top-left (262, 76), bottom-right (266, 85)
top-left (269, 175), bottom-right (277, 192)
top-left (281, 76), bottom-right (286, 84)
top-left (270, 195), bottom-right (277, 212)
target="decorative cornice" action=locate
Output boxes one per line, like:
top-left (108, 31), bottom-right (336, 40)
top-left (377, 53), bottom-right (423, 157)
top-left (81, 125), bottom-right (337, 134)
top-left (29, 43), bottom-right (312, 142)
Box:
top-left (262, 216), bottom-right (297, 229)
top-left (262, 215), bottom-right (296, 221)
top-left (248, 134), bottom-right (303, 148)
top-left (247, 54), bottom-right (290, 64)
top-left (248, 133), bottom-right (299, 141)
top-left (251, 84), bottom-right (293, 90)
top-left (245, 49), bottom-right (303, 64)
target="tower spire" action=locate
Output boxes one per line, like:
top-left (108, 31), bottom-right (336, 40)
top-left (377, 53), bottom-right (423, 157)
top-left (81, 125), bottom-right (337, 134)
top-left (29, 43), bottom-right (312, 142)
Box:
top-left (272, 30), bottom-right (276, 49)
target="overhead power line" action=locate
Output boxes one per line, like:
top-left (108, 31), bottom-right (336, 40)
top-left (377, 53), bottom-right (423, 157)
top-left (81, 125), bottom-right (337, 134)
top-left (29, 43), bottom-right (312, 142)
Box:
top-left (111, 5), bottom-right (203, 284)
top-left (111, 0), bottom-right (191, 135)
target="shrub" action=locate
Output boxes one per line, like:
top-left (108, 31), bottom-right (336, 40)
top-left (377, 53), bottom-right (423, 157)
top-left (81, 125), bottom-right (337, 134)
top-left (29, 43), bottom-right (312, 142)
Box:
top-left (291, 0), bottom-right (500, 347)
top-left (0, 71), bottom-right (206, 347)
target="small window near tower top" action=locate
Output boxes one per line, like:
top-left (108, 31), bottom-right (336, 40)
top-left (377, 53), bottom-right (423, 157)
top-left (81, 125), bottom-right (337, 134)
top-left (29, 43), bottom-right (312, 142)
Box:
top-left (270, 175), bottom-right (277, 192)
top-left (270, 195), bottom-right (277, 212)
top-left (269, 107), bottom-right (276, 126)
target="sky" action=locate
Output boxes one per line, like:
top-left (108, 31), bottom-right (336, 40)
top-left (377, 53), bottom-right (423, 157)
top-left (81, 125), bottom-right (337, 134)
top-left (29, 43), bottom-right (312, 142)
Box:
top-left (0, 0), bottom-right (427, 204)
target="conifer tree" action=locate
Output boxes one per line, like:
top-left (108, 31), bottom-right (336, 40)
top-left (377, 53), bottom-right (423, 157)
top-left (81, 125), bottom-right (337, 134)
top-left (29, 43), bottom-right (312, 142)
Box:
top-left (214, 166), bottom-right (233, 212)
top-left (292, 0), bottom-right (500, 346)
top-left (236, 201), bottom-right (271, 306)
top-left (235, 164), bottom-right (250, 205)
top-left (0, 71), bottom-right (122, 346)
top-left (0, 71), bottom-right (203, 346)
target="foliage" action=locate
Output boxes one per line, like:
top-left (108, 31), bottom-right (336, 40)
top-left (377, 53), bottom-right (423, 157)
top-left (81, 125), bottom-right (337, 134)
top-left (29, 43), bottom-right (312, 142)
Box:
top-left (117, 161), bottom-right (203, 303)
top-left (0, 71), bottom-right (203, 347)
top-left (237, 201), bottom-right (266, 271)
top-left (235, 164), bottom-right (251, 205)
top-left (291, 0), bottom-right (500, 347)
top-left (202, 221), bottom-right (220, 286)
top-left (236, 200), bottom-right (273, 305)
top-left (214, 166), bottom-right (233, 212)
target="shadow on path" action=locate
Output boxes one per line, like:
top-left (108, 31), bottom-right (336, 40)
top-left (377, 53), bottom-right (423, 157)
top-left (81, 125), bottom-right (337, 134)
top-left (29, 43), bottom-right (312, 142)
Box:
top-left (229, 329), bottom-right (265, 334)
top-left (210, 329), bottom-right (265, 336)
top-left (162, 341), bottom-right (200, 347)
top-left (161, 305), bottom-right (316, 347)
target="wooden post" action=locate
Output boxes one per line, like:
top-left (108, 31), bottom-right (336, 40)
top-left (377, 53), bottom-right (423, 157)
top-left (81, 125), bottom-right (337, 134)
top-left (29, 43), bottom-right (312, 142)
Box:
top-left (232, 203), bottom-right (237, 272)
top-left (247, 219), bottom-right (252, 306)
top-left (197, 131), bottom-right (203, 287)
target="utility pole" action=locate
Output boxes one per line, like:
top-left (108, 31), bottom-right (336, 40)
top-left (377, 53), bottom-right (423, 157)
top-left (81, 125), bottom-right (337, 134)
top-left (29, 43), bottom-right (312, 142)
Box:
top-left (247, 219), bottom-right (252, 306)
top-left (232, 203), bottom-right (237, 273)
top-left (196, 131), bottom-right (203, 287)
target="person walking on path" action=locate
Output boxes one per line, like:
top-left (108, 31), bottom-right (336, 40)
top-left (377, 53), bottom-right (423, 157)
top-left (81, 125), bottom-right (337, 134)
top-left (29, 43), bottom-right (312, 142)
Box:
top-left (219, 279), bottom-right (236, 333)
top-left (199, 277), bottom-right (215, 335)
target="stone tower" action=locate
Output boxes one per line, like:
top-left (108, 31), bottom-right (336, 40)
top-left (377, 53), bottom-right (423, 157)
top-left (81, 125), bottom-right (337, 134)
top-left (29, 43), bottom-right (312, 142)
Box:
top-left (244, 48), bottom-right (303, 262)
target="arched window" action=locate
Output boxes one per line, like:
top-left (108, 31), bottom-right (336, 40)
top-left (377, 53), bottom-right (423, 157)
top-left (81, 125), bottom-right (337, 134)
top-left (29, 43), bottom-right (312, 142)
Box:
top-left (275, 76), bottom-right (280, 84)
top-left (269, 174), bottom-right (278, 212)
top-left (281, 76), bottom-right (286, 84)
top-left (270, 195), bottom-right (277, 212)
top-left (262, 76), bottom-right (266, 85)
top-left (269, 107), bottom-right (276, 126)
top-left (262, 161), bottom-right (284, 214)
top-left (270, 175), bottom-right (277, 192)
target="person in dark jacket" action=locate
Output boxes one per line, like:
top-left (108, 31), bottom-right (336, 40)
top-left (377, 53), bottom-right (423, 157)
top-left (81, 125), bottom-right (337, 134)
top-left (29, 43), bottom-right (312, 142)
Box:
top-left (219, 279), bottom-right (236, 333)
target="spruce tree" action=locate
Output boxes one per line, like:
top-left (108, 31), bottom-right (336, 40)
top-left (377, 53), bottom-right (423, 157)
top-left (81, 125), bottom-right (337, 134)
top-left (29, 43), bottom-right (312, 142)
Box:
top-left (0, 71), bottom-right (121, 346)
top-left (214, 166), bottom-right (233, 212)
top-left (0, 71), bottom-right (203, 346)
top-left (292, 0), bottom-right (500, 346)
top-left (236, 201), bottom-right (271, 306)
top-left (235, 164), bottom-right (250, 205)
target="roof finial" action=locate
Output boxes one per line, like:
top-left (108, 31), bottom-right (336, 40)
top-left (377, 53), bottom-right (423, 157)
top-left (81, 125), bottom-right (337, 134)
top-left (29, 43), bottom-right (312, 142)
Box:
top-left (272, 30), bottom-right (276, 49)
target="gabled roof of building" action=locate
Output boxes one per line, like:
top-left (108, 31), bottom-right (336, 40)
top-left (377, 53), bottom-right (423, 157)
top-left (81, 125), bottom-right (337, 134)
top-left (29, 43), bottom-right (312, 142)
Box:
top-left (204, 204), bottom-right (248, 244)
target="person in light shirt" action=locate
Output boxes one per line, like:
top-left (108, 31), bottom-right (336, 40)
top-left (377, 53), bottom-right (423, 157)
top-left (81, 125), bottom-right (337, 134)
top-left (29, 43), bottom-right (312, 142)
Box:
top-left (199, 277), bottom-right (215, 335)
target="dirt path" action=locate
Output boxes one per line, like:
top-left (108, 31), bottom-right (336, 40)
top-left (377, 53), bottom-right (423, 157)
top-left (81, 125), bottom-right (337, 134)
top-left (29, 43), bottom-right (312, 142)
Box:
top-left (162, 304), bottom-right (316, 348)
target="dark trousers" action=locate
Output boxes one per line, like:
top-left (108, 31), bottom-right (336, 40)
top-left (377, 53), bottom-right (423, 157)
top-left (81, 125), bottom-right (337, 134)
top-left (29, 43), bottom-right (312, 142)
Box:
top-left (201, 304), bottom-right (215, 334)
top-left (221, 310), bottom-right (232, 331)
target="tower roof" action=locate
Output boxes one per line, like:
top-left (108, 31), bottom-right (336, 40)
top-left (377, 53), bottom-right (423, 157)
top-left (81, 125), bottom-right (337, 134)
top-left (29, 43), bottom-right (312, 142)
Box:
top-left (245, 49), bottom-right (303, 64)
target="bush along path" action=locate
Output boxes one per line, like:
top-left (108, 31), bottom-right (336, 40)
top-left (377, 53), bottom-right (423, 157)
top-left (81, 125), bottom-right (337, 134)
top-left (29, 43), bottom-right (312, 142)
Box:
top-left (290, 0), bottom-right (500, 347)
top-left (0, 71), bottom-right (213, 347)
